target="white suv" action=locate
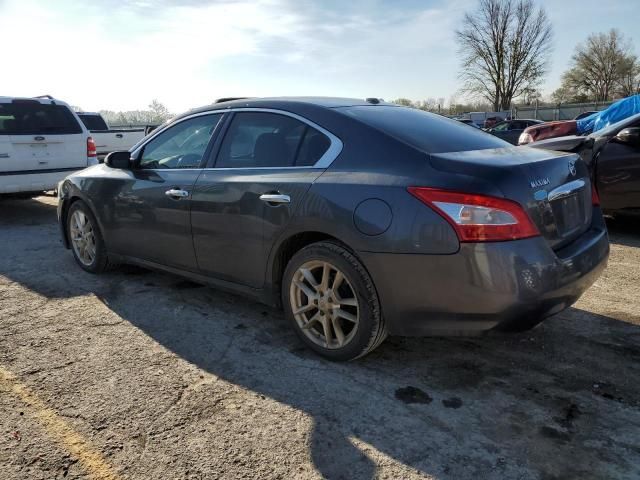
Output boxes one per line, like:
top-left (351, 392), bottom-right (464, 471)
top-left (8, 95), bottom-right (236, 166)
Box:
top-left (0, 96), bottom-right (98, 196)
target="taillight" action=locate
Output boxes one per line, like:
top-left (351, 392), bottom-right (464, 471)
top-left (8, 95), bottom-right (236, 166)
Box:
top-left (518, 132), bottom-right (533, 145)
top-left (591, 183), bottom-right (600, 206)
top-left (87, 136), bottom-right (97, 158)
top-left (408, 187), bottom-right (540, 242)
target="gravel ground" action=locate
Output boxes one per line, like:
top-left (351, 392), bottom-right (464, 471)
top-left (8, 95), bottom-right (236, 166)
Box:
top-left (0, 195), bottom-right (639, 480)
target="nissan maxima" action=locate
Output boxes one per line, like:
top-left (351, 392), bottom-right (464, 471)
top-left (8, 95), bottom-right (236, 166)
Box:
top-left (57, 97), bottom-right (609, 360)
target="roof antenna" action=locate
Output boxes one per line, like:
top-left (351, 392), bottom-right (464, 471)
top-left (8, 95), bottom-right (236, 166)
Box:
top-left (365, 97), bottom-right (381, 104)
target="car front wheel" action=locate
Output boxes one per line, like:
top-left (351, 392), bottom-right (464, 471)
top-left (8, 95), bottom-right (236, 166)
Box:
top-left (67, 200), bottom-right (112, 273)
top-left (282, 241), bottom-right (387, 361)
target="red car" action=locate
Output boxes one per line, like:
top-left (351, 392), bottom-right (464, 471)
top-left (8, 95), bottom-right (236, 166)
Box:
top-left (518, 120), bottom-right (577, 145)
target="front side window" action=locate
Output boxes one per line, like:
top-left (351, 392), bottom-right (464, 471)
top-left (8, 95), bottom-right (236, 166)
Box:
top-left (138, 114), bottom-right (221, 169)
top-left (216, 112), bottom-right (330, 168)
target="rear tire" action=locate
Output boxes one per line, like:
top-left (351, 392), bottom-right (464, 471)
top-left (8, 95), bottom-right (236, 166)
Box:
top-left (282, 241), bottom-right (387, 361)
top-left (67, 200), bottom-right (113, 273)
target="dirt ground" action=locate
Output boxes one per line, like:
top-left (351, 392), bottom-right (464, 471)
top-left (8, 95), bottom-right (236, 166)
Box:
top-left (0, 195), bottom-right (639, 480)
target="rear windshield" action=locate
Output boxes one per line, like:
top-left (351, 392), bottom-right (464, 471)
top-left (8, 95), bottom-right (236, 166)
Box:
top-left (0, 102), bottom-right (82, 135)
top-left (78, 114), bottom-right (109, 131)
top-left (338, 105), bottom-right (509, 153)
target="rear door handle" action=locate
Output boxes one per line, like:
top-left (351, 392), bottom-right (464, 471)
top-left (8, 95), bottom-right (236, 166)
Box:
top-left (259, 193), bottom-right (290, 204)
top-left (0, 153), bottom-right (9, 158)
top-left (165, 188), bottom-right (190, 199)
top-left (115, 133), bottom-right (123, 138)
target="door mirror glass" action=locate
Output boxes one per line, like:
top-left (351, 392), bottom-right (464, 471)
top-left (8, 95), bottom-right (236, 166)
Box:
top-left (104, 150), bottom-right (132, 169)
top-left (614, 127), bottom-right (640, 146)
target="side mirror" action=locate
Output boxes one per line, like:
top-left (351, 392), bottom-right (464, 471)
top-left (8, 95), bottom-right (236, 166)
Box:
top-left (104, 151), bottom-right (132, 169)
top-left (614, 127), bottom-right (640, 146)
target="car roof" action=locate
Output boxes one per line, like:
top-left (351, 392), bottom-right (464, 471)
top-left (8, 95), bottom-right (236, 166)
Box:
top-left (0, 96), bottom-right (72, 107)
top-left (177, 97), bottom-right (396, 119)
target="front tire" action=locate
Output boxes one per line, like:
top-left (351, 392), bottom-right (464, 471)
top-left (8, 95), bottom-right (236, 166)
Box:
top-left (67, 200), bottom-right (111, 273)
top-left (282, 241), bottom-right (387, 361)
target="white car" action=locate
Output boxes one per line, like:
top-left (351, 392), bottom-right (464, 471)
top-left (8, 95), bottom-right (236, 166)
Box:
top-left (0, 96), bottom-right (97, 196)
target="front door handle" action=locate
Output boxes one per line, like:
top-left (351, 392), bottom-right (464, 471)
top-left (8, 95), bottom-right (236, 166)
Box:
top-left (259, 193), bottom-right (290, 204)
top-left (165, 188), bottom-right (190, 199)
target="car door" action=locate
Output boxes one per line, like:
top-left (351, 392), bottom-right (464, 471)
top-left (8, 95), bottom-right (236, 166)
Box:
top-left (596, 121), bottom-right (640, 211)
top-left (103, 113), bottom-right (224, 270)
top-left (190, 110), bottom-right (340, 288)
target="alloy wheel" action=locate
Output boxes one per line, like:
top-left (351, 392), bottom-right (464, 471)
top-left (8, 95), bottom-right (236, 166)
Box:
top-left (70, 210), bottom-right (96, 266)
top-left (289, 260), bottom-right (359, 349)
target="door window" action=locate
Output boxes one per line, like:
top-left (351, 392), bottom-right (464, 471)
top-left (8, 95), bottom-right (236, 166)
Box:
top-left (216, 112), bottom-right (330, 168)
top-left (492, 122), bottom-right (510, 132)
top-left (139, 114), bottom-right (221, 169)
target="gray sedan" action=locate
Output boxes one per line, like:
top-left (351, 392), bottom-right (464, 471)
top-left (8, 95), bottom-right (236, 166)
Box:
top-left (57, 97), bottom-right (608, 360)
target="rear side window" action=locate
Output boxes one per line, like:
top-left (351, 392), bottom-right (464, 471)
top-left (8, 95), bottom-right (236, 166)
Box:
top-left (0, 102), bottom-right (82, 135)
top-left (338, 106), bottom-right (509, 153)
top-left (78, 114), bottom-right (109, 131)
top-left (216, 112), bottom-right (330, 168)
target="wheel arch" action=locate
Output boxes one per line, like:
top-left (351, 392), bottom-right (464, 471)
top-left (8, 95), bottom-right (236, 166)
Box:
top-left (60, 194), bottom-right (103, 249)
top-left (266, 230), bottom-right (362, 307)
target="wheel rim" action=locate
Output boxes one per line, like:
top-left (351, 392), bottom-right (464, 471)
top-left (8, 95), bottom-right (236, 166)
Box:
top-left (290, 260), bottom-right (359, 349)
top-left (69, 210), bottom-right (96, 266)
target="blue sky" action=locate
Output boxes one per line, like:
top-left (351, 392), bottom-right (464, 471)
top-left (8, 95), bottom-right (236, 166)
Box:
top-left (1, 0), bottom-right (638, 112)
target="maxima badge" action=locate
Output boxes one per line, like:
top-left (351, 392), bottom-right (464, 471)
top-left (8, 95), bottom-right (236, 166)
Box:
top-left (530, 178), bottom-right (550, 188)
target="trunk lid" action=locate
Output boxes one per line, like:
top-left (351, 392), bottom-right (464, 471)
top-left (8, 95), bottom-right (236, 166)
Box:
top-left (429, 147), bottom-right (593, 250)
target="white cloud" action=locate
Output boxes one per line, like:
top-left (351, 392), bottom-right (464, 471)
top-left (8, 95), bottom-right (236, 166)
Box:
top-left (1, 0), bottom-right (463, 112)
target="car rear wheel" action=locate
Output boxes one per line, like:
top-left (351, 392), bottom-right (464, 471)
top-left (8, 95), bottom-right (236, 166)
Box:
top-left (67, 200), bottom-right (112, 273)
top-left (282, 241), bottom-right (387, 361)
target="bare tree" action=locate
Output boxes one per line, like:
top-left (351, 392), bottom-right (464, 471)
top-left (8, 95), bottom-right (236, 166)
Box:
top-left (456, 0), bottom-right (553, 111)
top-left (561, 29), bottom-right (636, 102)
top-left (392, 98), bottom-right (414, 107)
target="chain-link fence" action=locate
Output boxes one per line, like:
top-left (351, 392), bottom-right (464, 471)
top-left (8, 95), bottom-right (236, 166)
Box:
top-left (514, 101), bottom-right (613, 121)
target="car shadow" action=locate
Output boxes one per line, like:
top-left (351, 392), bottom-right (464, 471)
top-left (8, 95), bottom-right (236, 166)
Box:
top-left (96, 277), bottom-right (640, 479)
top-left (606, 215), bottom-right (640, 248)
top-left (2, 198), bottom-right (640, 479)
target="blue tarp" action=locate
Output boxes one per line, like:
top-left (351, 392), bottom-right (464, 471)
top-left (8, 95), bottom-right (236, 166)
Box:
top-left (576, 94), bottom-right (640, 134)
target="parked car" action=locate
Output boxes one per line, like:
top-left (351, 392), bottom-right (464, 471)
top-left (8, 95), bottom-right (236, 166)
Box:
top-left (455, 118), bottom-right (480, 128)
top-left (574, 110), bottom-right (599, 120)
top-left (529, 112), bottom-right (640, 215)
top-left (76, 112), bottom-right (147, 161)
top-left (486, 119), bottom-right (543, 145)
top-left (483, 116), bottom-right (504, 129)
top-left (520, 96), bottom-right (640, 145)
top-left (468, 111), bottom-right (511, 128)
top-left (0, 96), bottom-right (97, 196)
top-left (57, 97), bottom-right (609, 360)
top-left (518, 120), bottom-right (577, 145)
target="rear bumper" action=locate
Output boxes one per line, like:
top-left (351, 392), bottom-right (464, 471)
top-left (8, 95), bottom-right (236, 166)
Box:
top-left (0, 168), bottom-right (83, 194)
top-left (359, 212), bottom-right (609, 336)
